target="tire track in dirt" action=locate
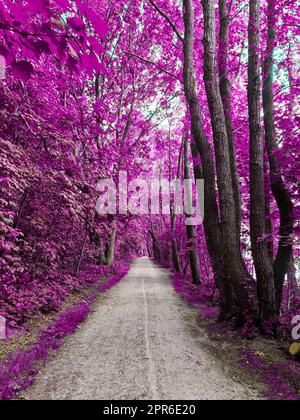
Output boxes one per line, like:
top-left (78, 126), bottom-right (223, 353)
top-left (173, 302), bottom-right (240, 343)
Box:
top-left (22, 257), bottom-right (259, 400)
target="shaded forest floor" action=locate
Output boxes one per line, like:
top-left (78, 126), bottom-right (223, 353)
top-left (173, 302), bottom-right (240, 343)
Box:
top-left (171, 272), bottom-right (300, 400)
top-left (195, 314), bottom-right (300, 400)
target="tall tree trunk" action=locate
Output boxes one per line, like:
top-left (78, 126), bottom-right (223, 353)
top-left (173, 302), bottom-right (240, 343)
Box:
top-left (190, 141), bottom-right (234, 316)
top-left (262, 0), bottom-right (294, 313)
top-left (105, 220), bottom-right (117, 266)
top-left (201, 0), bottom-right (256, 319)
top-left (170, 138), bottom-right (183, 273)
top-left (147, 241), bottom-right (152, 258)
top-left (89, 228), bottom-right (107, 266)
top-left (150, 227), bottom-right (160, 261)
top-left (264, 179), bottom-right (274, 262)
top-left (218, 0), bottom-right (242, 237)
top-left (75, 227), bottom-right (88, 277)
top-left (248, 0), bottom-right (276, 320)
top-left (183, 0), bottom-right (234, 316)
top-left (95, 72), bottom-right (100, 100)
top-left (184, 136), bottom-right (201, 285)
top-left (170, 210), bottom-right (180, 272)
top-left (14, 190), bottom-right (29, 229)
top-left (98, 238), bottom-right (107, 265)
top-left (287, 252), bottom-right (297, 310)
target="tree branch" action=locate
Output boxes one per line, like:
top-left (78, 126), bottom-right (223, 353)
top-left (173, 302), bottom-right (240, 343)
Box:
top-left (148, 0), bottom-right (184, 44)
top-left (123, 50), bottom-right (182, 82)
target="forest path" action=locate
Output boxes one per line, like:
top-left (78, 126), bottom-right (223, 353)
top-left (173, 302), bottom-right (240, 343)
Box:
top-left (23, 257), bottom-right (258, 400)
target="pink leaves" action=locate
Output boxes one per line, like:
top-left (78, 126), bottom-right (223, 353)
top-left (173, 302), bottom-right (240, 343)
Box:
top-left (25, 0), bottom-right (49, 13)
top-left (0, 46), bottom-right (14, 66)
top-left (0, 0), bottom-right (107, 80)
top-left (88, 36), bottom-right (105, 54)
top-left (76, 3), bottom-right (107, 38)
top-left (80, 51), bottom-right (105, 76)
top-left (68, 17), bottom-right (85, 33)
top-left (54, 0), bottom-right (71, 9)
top-left (11, 60), bottom-right (34, 83)
top-left (0, 178), bottom-right (10, 189)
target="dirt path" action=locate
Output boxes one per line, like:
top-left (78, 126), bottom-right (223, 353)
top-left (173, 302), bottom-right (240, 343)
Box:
top-left (23, 257), bottom-right (258, 400)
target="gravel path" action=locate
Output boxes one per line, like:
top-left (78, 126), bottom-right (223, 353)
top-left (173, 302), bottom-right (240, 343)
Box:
top-left (23, 257), bottom-right (258, 400)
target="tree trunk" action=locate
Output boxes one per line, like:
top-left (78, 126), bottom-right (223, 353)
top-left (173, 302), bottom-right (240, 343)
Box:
top-left (14, 190), bottom-right (28, 229)
top-left (190, 142), bottom-right (235, 317)
top-left (75, 227), bottom-right (88, 277)
top-left (183, 0), bottom-right (235, 317)
top-left (262, 0), bottom-right (294, 314)
top-left (150, 228), bottom-right (160, 261)
top-left (89, 227), bottom-right (107, 266)
top-left (147, 242), bottom-right (152, 258)
top-left (98, 239), bottom-right (107, 265)
top-left (218, 0), bottom-right (242, 238)
top-left (105, 222), bottom-right (117, 266)
top-left (170, 139), bottom-right (183, 273)
top-left (287, 252), bottom-right (297, 310)
top-left (95, 72), bottom-right (100, 100)
top-left (248, 0), bottom-right (276, 321)
top-left (265, 181), bottom-right (274, 262)
top-left (171, 231), bottom-right (181, 272)
top-left (184, 136), bottom-right (201, 285)
top-left (201, 0), bottom-right (256, 319)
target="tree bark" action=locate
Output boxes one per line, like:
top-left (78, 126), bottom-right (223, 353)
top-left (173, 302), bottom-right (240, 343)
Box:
top-left (248, 0), bottom-right (276, 320)
top-left (170, 138), bottom-right (183, 273)
top-left (149, 226), bottom-right (161, 261)
top-left (264, 181), bottom-right (274, 262)
top-left (262, 0), bottom-right (294, 314)
top-left (98, 238), bottom-right (107, 265)
top-left (75, 227), bottom-right (88, 277)
top-left (184, 136), bottom-right (201, 285)
top-left (14, 190), bottom-right (28, 229)
top-left (287, 252), bottom-right (297, 309)
top-left (190, 141), bottom-right (235, 317)
top-left (218, 0), bottom-right (242, 237)
top-left (105, 221), bottom-right (117, 266)
top-left (171, 238), bottom-right (180, 272)
top-left (183, 0), bottom-right (234, 315)
top-left (201, 0), bottom-right (256, 318)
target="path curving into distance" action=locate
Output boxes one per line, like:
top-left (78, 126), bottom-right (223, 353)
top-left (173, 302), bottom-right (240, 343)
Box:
top-left (22, 257), bottom-right (258, 400)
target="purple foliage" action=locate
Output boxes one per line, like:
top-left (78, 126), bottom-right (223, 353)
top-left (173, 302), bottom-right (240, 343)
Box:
top-left (172, 273), bottom-right (218, 308)
top-left (0, 302), bottom-right (91, 400)
top-left (240, 350), bottom-right (300, 400)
